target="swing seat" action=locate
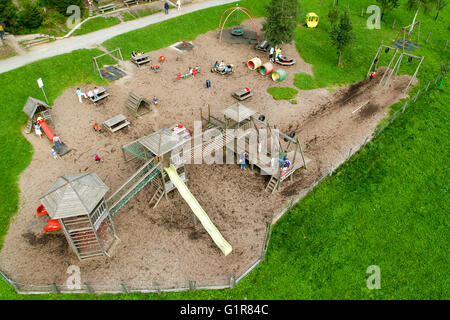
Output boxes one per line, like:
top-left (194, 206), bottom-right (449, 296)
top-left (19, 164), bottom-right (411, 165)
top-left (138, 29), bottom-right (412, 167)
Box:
top-left (36, 204), bottom-right (47, 216)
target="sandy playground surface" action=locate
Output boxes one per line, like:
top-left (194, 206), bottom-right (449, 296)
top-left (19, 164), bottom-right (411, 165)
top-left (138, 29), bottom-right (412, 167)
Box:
top-left (0, 19), bottom-right (414, 290)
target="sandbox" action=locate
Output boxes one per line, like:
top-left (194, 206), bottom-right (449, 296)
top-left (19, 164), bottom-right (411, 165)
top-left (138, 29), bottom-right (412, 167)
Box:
top-left (0, 19), bottom-right (412, 293)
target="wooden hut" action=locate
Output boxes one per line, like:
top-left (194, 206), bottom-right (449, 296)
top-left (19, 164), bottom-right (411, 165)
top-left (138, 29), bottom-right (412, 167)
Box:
top-left (40, 172), bottom-right (119, 260)
top-left (22, 96), bottom-right (52, 133)
top-left (125, 91), bottom-right (152, 117)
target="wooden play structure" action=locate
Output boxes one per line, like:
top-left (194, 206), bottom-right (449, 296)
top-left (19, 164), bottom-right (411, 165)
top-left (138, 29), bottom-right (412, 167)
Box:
top-left (130, 52), bottom-right (151, 68)
top-left (22, 96), bottom-right (52, 133)
top-left (125, 91), bottom-right (152, 117)
top-left (39, 173), bottom-right (119, 260)
top-left (381, 52), bottom-right (424, 92)
top-left (367, 41), bottom-right (399, 80)
top-left (218, 6), bottom-right (259, 43)
top-left (306, 12), bottom-right (319, 28)
top-left (120, 126), bottom-right (191, 208)
top-left (200, 103), bottom-right (311, 193)
top-left (232, 87), bottom-right (253, 101)
top-left (92, 48), bottom-right (126, 80)
top-left (102, 114), bottom-right (130, 133)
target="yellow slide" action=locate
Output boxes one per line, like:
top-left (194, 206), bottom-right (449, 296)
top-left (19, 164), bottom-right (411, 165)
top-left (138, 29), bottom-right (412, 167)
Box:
top-left (164, 164), bottom-right (232, 256)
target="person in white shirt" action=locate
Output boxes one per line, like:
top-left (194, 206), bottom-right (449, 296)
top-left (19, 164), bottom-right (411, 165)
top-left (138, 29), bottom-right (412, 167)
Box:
top-left (177, 0), bottom-right (181, 11)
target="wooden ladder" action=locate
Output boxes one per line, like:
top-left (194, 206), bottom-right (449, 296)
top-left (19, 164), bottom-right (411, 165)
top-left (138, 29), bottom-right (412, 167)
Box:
top-left (265, 175), bottom-right (280, 193)
top-left (149, 187), bottom-right (164, 208)
top-left (25, 119), bottom-right (33, 133)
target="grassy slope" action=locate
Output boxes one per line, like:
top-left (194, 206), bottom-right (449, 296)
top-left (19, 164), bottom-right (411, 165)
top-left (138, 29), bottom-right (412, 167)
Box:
top-left (73, 17), bottom-right (122, 36)
top-left (295, 0), bottom-right (450, 91)
top-left (0, 0), bottom-right (448, 299)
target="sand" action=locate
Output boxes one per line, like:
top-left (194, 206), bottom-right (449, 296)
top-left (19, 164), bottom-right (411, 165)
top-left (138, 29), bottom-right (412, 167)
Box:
top-left (0, 19), bottom-right (413, 291)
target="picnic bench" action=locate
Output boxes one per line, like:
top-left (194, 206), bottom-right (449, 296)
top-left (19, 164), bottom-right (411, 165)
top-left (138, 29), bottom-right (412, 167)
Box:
top-left (102, 114), bottom-right (130, 133)
top-left (124, 0), bottom-right (139, 7)
top-left (130, 53), bottom-right (151, 67)
top-left (98, 3), bottom-right (116, 14)
top-left (232, 88), bottom-right (253, 101)
top-left (89, 87), bottom-right (110, 103)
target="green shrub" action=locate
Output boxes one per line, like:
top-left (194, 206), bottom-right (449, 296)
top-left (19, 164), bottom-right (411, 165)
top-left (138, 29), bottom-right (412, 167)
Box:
top-left (17, 0), bottom-right (43, 29)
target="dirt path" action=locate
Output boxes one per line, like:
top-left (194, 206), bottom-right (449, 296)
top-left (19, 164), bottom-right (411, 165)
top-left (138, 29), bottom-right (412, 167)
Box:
top-left (0, 21), bottom-right (412, 291)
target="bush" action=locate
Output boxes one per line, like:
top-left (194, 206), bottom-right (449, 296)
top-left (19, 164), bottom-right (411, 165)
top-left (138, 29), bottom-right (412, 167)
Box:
top-left (17, 0), bottom-right (43, 29)
top-left (45, 0), bottom-right (84, 16)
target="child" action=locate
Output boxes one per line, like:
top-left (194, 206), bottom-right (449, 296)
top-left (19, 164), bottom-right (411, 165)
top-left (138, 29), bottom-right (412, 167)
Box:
top-left (153, 97), bottom-right (159, 105)
top-left (51, 149), bottom-right (59, 159)
top-left (93, 87), bottom-right (99, 99)
top-left (269, 46), bottom-right (274, 62)
top-left (93, 122), bottom-right (102, 133)
top-left (94, 153), bottom-right (102, 163)
top-left (53, 136), bottom-right (62, 153)
top-left (75, 88), bottom-right (87, 103)
top-left (34, 123), bottom-right (42, 138)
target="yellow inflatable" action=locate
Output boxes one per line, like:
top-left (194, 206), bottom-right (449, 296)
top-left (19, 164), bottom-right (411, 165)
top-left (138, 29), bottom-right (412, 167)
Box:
top-left (306, 12), bottom-right (319, 28)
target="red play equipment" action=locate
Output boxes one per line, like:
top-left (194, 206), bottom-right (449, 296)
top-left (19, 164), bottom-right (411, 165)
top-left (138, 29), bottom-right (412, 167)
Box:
top-left (159, 55), bottom-right (166, 62)
top-left (37, 204), bottom-right (48, 216)
top-left (218, 6), bottom-right (259, 43)
top-left (44, 219), bottom-right (61, 233)
top-left (37, 118), bottom-right (54, 142)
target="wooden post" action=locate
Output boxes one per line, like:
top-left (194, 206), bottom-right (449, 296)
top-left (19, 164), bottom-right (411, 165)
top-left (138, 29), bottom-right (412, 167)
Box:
top-left (230, 275), bottom-right (236, 288)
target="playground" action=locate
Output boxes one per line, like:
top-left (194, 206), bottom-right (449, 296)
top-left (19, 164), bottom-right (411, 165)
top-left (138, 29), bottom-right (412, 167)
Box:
top-left (0, 18), bottom-right (414, 289)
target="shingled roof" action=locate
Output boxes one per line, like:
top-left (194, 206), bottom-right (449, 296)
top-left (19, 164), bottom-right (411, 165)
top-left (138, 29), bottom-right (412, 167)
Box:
top-left (40, 173), bottom-right (109, 219)
top-left (22, 96), bottom-right (50, 119)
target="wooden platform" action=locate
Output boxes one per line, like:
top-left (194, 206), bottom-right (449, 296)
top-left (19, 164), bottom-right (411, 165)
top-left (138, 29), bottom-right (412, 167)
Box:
top-left (232, 88), bottom-right (253, 101)
top-left (130, 53), bottom-right (151, 67)
top-left (103, 114), bottom-right (130, 133)
top-left (89, 87), bottom-right (109, 103)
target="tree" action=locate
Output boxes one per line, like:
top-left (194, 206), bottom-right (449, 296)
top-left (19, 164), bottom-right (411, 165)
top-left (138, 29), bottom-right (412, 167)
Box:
top-left (261, 0), bottom-right (300, 47)
top-left (328, 7), bottom-right (340, 27)
top-left (0, 0), bottom-right (18, 29)
top-left (376, 0), bottom-right (400, 20)
top-left (406, 0), bottom-right (433, 32)
top-left (329, 9), bottom-right (355, 68)
top-left (18, 0), bottom-right (43, 29)
top-left (45, 0), bottom-right (83, 16)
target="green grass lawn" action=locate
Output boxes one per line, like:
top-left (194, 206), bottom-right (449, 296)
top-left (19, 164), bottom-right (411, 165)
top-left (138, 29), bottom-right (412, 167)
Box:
top-left (73, 16), bottom-right (122, 36)
top-left (267, 86), bottom-right (299, 100)
top-left (294, 0), bottom-right (450, 90)
top-left (0, 0), bottom-right (448, 299)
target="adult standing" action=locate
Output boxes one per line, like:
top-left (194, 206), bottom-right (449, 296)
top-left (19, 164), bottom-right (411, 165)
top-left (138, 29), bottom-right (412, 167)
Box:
top-left (176, 0), bottom-right (181, 11)
top-left (164, 1), bottom-right (169, 14)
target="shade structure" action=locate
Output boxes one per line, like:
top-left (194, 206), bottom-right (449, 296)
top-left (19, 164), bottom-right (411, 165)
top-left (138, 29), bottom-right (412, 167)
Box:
top-left (40, 172), bottom-right (109, 219)
top-left (271, 69), bottom-right (287, 82)
top-left (221, 102), bottom-right (257, 123)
